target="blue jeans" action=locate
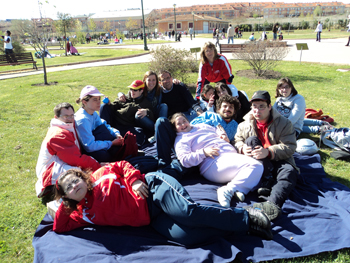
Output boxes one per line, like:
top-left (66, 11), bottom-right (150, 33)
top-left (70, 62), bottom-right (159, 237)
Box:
top-left (316, 32), bottom-right (321, 41)
top-left (273, 33), bottom-right (277, 40)
top-left (157, 103), bottom-right (168, 118)
top-left (228, 37), bottom-right (234, 44)
top-left (183, 108), bottom-right (198, 122)
top-left (135, 114), bottom-right (155, 133)
top-left (302, 119), bottom-right (323, 134)
top-left (145, 172), bottom-right (249, 246)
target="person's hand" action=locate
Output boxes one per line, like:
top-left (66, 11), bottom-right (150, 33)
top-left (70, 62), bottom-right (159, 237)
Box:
top-left (217, 124), bottom-right (225, 134)
top-left (112, 135), bottom-right (124, 146)
top-left (136, 109), bottom-right (147, 119)
top-left (220, 134), bottom-right (230, 143)
top-left (204, 147), bottom-right (220, 159)
top-left (118, 94), bottom-right (126, 103)
top-left (208, 94), bottom-right (215, 107)
top-left (242, 144), bottom-right (253, 157)
top-left (251, 145), bottom-right (269, 160)
top-left (131, 180), bottom-right (149, 199)
top-left (172, 78), bottom-right (181, 85)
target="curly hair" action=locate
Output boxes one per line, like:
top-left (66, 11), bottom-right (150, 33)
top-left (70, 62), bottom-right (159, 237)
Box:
top-left (54, 169), bottom-right (93, 212)
top-left (216, 95), bottom-right (241, 119)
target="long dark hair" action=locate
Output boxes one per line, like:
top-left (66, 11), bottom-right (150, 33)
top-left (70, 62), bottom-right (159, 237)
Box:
top-left (275, 77), bottom-right (298, 98)
top-left (143, 71), bottom-right (161, 97)
top-left (214, 82), bottom-right (232, 101)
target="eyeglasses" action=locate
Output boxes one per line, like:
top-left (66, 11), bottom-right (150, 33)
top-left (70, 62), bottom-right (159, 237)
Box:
top-left (160, 76), bottom-right (171, 82)
top-left (64, 178), bottom-right (82, 194)
top-left (60, 114), bottom-right (74, 120)
top-left (278, 84), bottom-right (291, 90)
top-left (251, 105), bottom-right (267, 111)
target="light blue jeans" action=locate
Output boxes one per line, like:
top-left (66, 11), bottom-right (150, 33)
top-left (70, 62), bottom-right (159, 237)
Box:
top-left (302, 119), bottom-right (323, 134)
top-left (228, 37), bottom-right (234, 44)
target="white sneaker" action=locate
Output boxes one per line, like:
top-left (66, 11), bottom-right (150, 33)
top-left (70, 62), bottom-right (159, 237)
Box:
top-left (217, 185), bottom-right (234, 208)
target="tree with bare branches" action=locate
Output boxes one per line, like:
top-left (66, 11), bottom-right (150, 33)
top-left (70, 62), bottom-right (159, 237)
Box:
top-left (55, 13), bottom-right (75, 56)
top-left (232, 41), bottom-right (289, 77)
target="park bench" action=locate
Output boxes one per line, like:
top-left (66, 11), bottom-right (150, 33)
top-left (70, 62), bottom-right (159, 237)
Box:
top-left (46, 41), bottom-right (64, 49)
top-left (219, 41), bottom-right (288, 54)
top-left (0, 52), bottom-right (37, 69)
top-left (340, 29), bottom-right (348, 32)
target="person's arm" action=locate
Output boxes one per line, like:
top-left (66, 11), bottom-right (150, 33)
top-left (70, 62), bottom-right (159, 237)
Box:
top-left (218, 55), bottom-right (234, 84)
top-left (53, 203), bottom-right (89, 233)
top-left (174, 133), bottom-right (207, 168)
top-left (179, 83), bottom-right (196, 109)
top-left (196, 62), bottom-right (206, 100)
top-left (48, 131), bottom-right (101, 171)
top-left (234, 122), bottom-right (248, 154)
top-left (285, 96), bottom-right (306, 125)
top-left (75, 116), bottom-right (113, 152)
top-left (267, 118), bottom-right (297, 161)
top-left (190, 111), bottom-right (219, 127)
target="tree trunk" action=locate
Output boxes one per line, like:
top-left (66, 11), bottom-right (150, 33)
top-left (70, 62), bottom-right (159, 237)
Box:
top-left (41, 49), bottom-right (48, 85)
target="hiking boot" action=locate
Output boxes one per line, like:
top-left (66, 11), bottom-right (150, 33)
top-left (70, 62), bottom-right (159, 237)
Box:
top-left (244, 206), bottom-right (271, 229)
top-left (248, 224), bottom-right (273, 240)
top-left (253, 201), bottom-right (282, 221)
top-left (217, 185), bottom-right (233, 208)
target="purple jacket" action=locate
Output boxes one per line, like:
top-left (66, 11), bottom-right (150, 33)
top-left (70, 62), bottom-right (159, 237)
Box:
top-left (174, 123), bottom-right (236, 175)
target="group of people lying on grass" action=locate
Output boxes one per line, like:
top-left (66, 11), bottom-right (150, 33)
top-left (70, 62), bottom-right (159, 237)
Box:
top-left (35, 41), bottom-right (333, 246)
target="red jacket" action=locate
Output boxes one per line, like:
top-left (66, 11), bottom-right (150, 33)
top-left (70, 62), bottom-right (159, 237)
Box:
top-left (53, 161), bottom-right (150, 233)
top-left (36, 119), bottom-right (101, 197)
top-left (196, 54), bottom-right (233, 99)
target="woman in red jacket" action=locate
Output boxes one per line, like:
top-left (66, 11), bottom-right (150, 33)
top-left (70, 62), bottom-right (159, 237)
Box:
top-left (53, 161), bottom-right (273, 245)
top-left (196, 42), bottom-right (234, 100)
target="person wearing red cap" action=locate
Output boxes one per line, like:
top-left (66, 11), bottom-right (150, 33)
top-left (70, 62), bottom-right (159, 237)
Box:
top-left (75, 85), bottom-right (124, 162)
top-left (102, 80), bottom-right (155, 137)
top-left (235, 90), bottom-right (298, 221)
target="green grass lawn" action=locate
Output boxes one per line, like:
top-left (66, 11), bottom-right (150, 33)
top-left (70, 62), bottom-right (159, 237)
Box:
top-left (0, 60), bottom-right (350, 263)
top-left (0, 48), bottom-right (147, 72)
top-left (200, 29), bottom-right (350, 41)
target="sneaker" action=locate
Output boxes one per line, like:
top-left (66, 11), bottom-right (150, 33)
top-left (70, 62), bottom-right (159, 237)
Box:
top-left (234, 191), bottom-right (245, 202)
top-left (244, 206), bottom-right (271, 229)
top-left (217, 185), bottom-right (234, 208)
top-left (148, 136), bottom-right (156, 143)
top-left (248, 224), bottom-right (273, 240)
top-left (253, 201), bottom-right (282, 221)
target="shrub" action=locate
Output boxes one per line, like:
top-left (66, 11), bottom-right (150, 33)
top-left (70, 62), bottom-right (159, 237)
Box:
top-left (232, 41), bottom-right (289, 77)
top-left (148, 45), bottom-right (198, 83)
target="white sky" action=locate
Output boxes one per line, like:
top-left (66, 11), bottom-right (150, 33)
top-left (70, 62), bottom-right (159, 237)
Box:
top-left (2, 0), bottom-right (350, 20)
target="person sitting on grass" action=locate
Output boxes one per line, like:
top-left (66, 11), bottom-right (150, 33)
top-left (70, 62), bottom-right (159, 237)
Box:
top-left (199, 84), bottom-right (216, 112)
top-left (52, 162), bottom-right (273, 244)
top-left (249, 33), bottom-right (255, 41)
top-left (75, 85), bottom-right (125, 162)
top-left (36, 102), bottom-right (101, 198)
top-left (172, 113), bottom-right (263, 207)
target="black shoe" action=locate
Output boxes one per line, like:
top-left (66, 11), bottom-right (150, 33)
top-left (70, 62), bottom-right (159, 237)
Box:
top-left (253, 201), bottom-right (282, 221)
top-left (249, 224), bottom-right (273, 240)
top-left (244, 206), bottom-right (271, 229)
top-left (257, 176), bottom-right (274, 197)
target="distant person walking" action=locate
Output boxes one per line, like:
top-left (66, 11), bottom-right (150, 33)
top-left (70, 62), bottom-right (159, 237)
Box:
top-left (2, 30), bottom-right (13, 55)
top-left (315, 21), bottom-right (322, 42)
top-left (235, 26), bottom-right (239, 38)
top-left (272, 23), bottom-right (279, 41)
top-left (227, 24), bottom-right (234, 44)
top-left (346, 16), bottom-right (350, 46)
top-left (189, 27), bottom-right (194, 40)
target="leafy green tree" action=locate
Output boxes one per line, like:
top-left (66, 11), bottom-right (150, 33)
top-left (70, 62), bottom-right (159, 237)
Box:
top-left (55, 12), bottom-right (75, 56)
top-left (103, 21), bottom-right (111, 33)
top-left (88, 18), bottom-right (97, 33)
top-left (313, 6), bottom-right (322, 17)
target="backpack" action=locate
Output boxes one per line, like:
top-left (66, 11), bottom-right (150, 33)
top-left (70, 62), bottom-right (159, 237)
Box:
top-left (305, 108), bottom-right (334, 123)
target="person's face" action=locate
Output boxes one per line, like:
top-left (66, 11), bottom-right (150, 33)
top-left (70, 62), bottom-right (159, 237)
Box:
top-left (130, 88), bottom-right (143, 98)
top-left (83, 96), bottom-right (101, 113)
top-left (145, 74), bottom-right (157, 91)
top-left (61, 173), bottom-right (88, 202)
top-left (56, 107), bottom-right (75, 124)
top-left (251, 101), bottom-right (271, 123)
top-left (216, 87), bottom-right (228, 98)
top-left (174, 116), bottom-right (191, 133)
top-left (218, 102), bottom-right (235, 120)
top-left (205, 48), bottom-right (215, 61)
top-left (278, 82), bottom-right (292, 97)
top-left (159, 73), bottom-right (173, 91)
top-left (204, 89), bottom-right (214, 100)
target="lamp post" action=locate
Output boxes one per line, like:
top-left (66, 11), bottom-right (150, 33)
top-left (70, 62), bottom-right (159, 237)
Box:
top-left (192, 11), bottom-right (195, 38)
top-left (141, 0), bottom-right (148, 50)
top-left (173, 4), bottom-right (177, 41)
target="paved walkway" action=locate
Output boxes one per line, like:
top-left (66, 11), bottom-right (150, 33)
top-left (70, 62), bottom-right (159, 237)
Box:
top-left (1, 36), bottom-right (349, 80)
